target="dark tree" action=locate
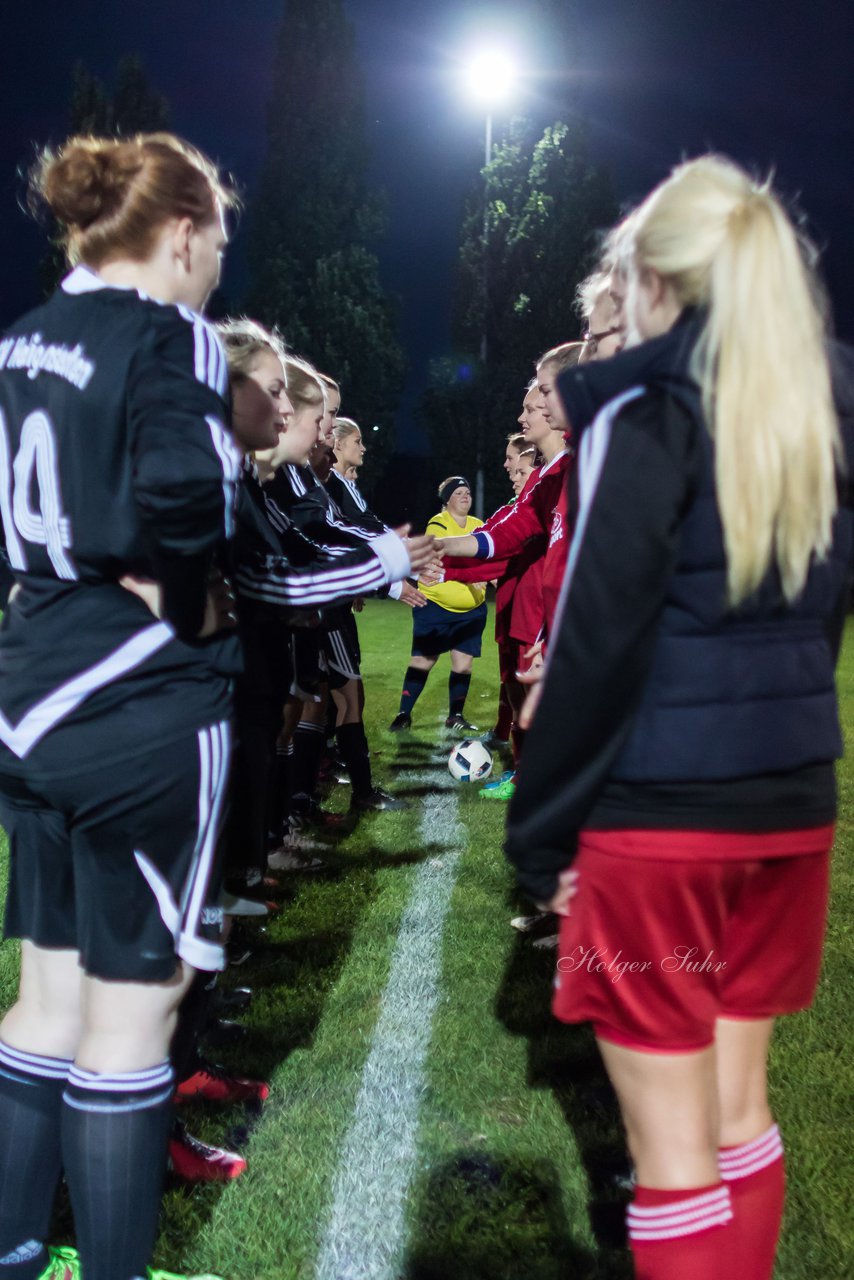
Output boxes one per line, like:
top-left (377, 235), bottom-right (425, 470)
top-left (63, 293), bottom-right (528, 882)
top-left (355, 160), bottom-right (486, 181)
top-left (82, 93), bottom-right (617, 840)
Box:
top-left (110, 56), bottom-right (170, 136)
top-left (423, 118), bottom-right (617, 516)
top-left (246, 0), bottom-right (404, 499)
top-left (40, 58), bottom-right (171, 295)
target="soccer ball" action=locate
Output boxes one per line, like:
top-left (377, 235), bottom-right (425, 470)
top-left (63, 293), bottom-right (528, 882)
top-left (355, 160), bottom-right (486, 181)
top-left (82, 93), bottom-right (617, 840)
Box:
top-left (448, 738), bottom-right (493, 783)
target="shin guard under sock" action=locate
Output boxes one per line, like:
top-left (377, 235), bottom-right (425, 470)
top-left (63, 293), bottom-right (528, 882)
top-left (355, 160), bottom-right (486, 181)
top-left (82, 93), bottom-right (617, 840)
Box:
top-left (628, 1182), bottom-right (733, 1280)
top-left (0, 1041), bottom-right (71, 1280)
top-left (448, 671), bottom-right (471, 719)
top-left (336, 720), bottom-right (373, 799)
top-left (398, 665), bottom-right (429, 714)
top-left (61, 1061), bottom-right (175, 1280)
top-left (290, 720), bottom-right (325, 810)
top-left (719, 1124), bottom-right (785, 1279)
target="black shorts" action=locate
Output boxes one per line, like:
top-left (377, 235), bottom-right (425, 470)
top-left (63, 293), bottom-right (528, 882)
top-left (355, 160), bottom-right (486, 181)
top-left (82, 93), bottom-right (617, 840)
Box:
top-left (323, 613), bottom-right (362, 688)
top-left (411, 600), bottom-right (488, 658)
top-left (0, 720), bottom-right (231, 982)
top-left (290, 629), bottom-right (324, 701)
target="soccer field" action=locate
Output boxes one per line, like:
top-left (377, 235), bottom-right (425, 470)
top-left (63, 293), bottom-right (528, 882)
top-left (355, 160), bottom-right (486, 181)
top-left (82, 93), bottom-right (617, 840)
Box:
top-left (0, 599), bottom-right (852, 1279)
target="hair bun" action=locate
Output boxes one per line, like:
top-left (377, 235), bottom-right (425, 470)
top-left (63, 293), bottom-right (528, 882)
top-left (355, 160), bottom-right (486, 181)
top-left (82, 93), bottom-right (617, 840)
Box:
top-left (38, 138), bottom-right (141, 230)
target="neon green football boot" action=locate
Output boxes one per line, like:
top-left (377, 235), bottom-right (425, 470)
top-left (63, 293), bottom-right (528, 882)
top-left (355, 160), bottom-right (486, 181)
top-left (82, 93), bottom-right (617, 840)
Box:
top-left (38, 1247), bottom-right (82, 1280)
top-left (479, 775), bottom-right (516, 800)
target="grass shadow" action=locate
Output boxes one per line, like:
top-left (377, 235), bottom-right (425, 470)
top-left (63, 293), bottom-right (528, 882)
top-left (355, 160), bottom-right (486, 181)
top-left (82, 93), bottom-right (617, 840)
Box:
top-left (403, 1150), bottom-right (599, 1280)
top-left (494, 932), bottom-right (633, 1276)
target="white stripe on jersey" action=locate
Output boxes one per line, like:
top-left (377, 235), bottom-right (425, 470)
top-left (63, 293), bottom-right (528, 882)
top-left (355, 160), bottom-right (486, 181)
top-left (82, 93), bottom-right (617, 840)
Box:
top-left (0, 622), bottom-right (173, 759)
top-left (547, 387), bottom-right (644, 647)
top-left (286, 464), bottom-right (308, 497)
top-left (60, 270), bottom-right (228, 397)
top-left (206, 416), bottom-right (241, 539)
top-left (176, 306), bottom-right (228, 397)
top-left (234, 554), bottom-right (386, 606)
top-left (341, 474), bottom-right (369, 513)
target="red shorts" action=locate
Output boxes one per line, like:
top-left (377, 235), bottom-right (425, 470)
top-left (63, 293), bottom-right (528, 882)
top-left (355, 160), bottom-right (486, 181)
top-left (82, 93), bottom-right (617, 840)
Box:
top-left (552, 828), bottom-right (834, 1053)
top-left (497, 639), bottom-right (540, 683)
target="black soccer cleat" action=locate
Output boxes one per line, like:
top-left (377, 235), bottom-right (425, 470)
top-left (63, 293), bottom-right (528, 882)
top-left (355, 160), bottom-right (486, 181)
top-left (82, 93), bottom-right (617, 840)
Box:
top-left (445, 713), bottom-right (478, 733)
top-left (389, 712), bottom-right (412, 732)
top-left (350, 787), bottom-right (410, 812)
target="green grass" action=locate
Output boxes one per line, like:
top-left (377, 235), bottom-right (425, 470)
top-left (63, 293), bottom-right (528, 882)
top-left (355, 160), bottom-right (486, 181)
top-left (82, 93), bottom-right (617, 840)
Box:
top-left (0, 600), bottom-right (852, 1278)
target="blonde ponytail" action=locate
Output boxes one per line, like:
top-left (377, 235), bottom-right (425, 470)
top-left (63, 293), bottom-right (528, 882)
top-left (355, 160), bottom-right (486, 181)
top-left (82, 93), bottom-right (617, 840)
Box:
top-left (626, 156), bottom-right (838, 604)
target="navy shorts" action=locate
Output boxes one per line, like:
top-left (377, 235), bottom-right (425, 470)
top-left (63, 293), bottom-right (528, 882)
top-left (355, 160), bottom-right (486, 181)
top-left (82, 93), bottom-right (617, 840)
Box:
top-left (411, 601), bottom-right (488, 658)
top-left (0, 720), bottom-right (231, 982)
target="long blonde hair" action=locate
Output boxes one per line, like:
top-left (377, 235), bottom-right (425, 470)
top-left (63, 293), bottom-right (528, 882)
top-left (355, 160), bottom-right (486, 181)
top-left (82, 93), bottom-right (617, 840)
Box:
top-left (622, 155), bottom-right (838, 605)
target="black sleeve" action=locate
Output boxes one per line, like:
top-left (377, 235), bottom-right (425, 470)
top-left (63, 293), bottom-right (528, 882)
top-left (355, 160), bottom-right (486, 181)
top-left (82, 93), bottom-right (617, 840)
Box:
top-left (505, 389), bottom-right (700, 901)
top-left (128, 311), bottom-right (239, 639)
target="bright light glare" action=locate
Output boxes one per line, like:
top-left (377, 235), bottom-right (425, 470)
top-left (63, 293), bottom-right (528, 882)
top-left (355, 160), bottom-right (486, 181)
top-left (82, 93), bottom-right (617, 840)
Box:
top-left (465, 50), bottom-right (517, 106)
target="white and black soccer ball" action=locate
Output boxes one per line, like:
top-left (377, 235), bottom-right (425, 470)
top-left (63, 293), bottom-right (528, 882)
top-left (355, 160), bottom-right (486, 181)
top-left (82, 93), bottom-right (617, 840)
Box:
top-left (448, 738), bottom-right (493, 783)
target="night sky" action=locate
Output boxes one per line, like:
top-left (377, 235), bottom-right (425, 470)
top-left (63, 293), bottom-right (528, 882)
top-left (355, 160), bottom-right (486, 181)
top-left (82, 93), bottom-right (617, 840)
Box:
top-left (2, 1), bottom-right (853, 452)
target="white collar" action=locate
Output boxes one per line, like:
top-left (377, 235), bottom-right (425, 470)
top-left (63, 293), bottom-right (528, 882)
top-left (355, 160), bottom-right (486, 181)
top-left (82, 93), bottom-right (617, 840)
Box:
top-left (61, 265), bottom-right (109, 295)
top-left (539, 447), bottom-right (568, 476)
top-left (60, 263), bottom-right (175, 311)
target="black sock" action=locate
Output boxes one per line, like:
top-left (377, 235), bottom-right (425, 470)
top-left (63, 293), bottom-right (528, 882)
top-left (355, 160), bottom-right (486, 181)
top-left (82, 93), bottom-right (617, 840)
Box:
top-left (170, 972), bottom-right (216, 1085)
top-left (398, 665), bottom-right (429, 715)
top-left (448, 671), bottom-right (472, 718)
top-left (290, 720), bottom-right (325, 811)
top-left (61, 1061), bottom-right (175, 1280)
top-left (337, 720), bottom-right (374, 798)
top-left (324, 698), bottom-right (337, 750)
top-left (0, 1041), bottom-right (71, 1280)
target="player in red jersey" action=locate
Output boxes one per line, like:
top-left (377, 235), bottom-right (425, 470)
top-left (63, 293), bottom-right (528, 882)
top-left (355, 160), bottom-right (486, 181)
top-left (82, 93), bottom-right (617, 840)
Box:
top-left (508, 156), bottom-right (853, 1280)
top-left (440, 343), bottom-right (584, 644)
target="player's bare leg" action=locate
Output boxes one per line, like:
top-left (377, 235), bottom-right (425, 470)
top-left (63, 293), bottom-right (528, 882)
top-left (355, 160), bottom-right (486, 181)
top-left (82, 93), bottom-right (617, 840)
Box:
top-left (597, 1037), bottom-right (730, 1278)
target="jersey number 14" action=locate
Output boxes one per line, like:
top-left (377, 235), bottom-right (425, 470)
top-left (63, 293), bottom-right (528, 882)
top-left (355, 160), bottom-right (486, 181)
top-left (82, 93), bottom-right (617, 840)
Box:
top-left (0, 408), bottom-right (77, 580)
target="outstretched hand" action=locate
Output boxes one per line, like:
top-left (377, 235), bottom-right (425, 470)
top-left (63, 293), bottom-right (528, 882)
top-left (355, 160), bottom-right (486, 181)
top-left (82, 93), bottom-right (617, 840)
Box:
top-left (517, 640), bottom-right (545, 729)
top-left (537, 868), bottom-right (580, 918)
top-left (400, 581), bottom-right (429, 608)
top-left (393, 524), bottom-right (440, 576)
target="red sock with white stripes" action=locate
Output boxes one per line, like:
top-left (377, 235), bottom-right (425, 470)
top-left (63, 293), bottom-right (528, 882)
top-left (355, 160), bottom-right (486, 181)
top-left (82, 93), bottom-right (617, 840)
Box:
top-left (628, 1182), bottom-right (733, 1279)
top-left (719, 1123), bottom-right (785, 1279)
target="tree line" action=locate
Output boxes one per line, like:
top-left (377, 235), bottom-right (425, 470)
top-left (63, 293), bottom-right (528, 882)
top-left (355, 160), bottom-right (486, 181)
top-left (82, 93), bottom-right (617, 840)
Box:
top-left (43, 1), bottom-right (615, 513)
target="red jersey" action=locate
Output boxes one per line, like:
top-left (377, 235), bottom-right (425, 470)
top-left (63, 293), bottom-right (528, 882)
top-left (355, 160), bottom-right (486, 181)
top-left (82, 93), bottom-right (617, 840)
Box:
top-left (540, 469), bottom-right (571, 637)
top-left (470, 450), bottom-right (571, 638)
top-left (443, 474), bottom-right (544, 645)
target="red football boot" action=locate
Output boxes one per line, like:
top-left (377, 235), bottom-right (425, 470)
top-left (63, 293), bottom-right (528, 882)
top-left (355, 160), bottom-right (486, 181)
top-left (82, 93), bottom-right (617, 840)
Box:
top-left (169, 1123), bottom-right (247, 1182)
top-left (175, 1059), bottom-right (270, 1104)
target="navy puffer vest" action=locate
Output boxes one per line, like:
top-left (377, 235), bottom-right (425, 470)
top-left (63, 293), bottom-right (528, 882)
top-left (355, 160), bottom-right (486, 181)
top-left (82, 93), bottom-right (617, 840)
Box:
top-left (561, 316), bottom-right (853, 783)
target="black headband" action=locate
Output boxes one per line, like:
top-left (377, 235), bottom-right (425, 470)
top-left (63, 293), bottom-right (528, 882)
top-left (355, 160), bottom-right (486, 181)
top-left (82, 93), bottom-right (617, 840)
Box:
top-left (439, 476), bottom-right (471, 506)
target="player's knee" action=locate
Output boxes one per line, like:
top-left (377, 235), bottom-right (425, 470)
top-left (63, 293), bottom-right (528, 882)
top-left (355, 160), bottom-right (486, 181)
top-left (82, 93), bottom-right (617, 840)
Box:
top-left (719, 1096), bottom-right (773, 1148)
top-left (1, 995), bottom-right (82, 1059)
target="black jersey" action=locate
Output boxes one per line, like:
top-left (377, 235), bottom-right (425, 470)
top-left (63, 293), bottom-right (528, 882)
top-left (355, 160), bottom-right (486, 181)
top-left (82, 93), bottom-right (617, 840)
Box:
top-left (325, 468), bottom-right (385, 534)
top-left (0, 265), bottom-right (242, 776)
top-left (268, 463), bottom-right (383, 548)
top-left (233, 458), bottom-right (406, 614)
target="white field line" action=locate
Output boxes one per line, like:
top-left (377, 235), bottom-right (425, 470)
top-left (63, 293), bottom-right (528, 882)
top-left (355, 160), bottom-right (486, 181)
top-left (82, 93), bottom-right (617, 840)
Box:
top-left (314, 768), bottom-right (465, 1280)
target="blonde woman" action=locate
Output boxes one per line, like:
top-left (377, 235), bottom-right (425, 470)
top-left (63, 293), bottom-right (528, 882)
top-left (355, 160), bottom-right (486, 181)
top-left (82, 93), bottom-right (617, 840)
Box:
top-left (507, 156), bottom-right (851, 1280)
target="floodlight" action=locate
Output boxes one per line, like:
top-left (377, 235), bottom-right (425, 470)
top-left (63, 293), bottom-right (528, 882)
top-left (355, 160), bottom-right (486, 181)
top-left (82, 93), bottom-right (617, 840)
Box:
top-left (465, 50), bottom-right (517, 106)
